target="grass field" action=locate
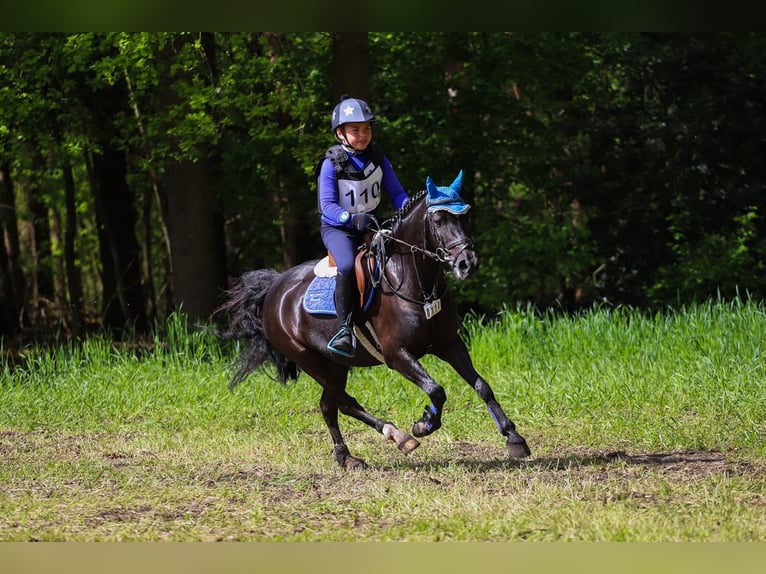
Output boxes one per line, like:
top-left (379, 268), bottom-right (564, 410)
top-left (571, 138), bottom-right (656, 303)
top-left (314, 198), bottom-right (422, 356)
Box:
top-left (1, 300), bottom-right (764, 542)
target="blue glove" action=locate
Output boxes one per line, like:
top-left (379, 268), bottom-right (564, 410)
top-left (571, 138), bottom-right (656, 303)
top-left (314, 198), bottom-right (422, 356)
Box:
top-left (351, 213), bottom-right (377, 231)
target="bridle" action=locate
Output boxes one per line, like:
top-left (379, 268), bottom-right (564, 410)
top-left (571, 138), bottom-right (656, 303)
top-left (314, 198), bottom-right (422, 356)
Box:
top-left (373, 208), bottom-right (473, 263)
top-left (368, 206), bottom-right (474, 308)
top-left (425, 213), bottom-right (474, 266)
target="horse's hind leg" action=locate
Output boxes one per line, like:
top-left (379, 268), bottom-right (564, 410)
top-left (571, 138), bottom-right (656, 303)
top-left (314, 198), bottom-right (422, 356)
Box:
top-left (310, 366), bottom-right (420, 469)
top-left (320, 390), bottom-right (367, 469)
top-left (475, 375), bottom-right (531, 458)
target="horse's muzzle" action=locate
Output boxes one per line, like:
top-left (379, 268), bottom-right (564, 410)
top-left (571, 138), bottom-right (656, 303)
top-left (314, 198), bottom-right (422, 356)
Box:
top-left (452, 248), bottom-right (479, 281)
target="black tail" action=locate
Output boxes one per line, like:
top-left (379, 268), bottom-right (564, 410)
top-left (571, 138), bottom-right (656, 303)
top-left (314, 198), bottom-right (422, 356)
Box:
top-left (214, 269), bottom-right (299, 389)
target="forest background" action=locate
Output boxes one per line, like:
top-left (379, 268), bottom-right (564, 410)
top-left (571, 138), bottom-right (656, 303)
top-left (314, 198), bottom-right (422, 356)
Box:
top-left (2, 32), bottom-right (765, 342)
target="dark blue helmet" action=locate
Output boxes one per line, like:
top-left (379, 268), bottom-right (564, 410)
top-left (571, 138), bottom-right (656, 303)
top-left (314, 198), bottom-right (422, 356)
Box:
top-left (331, 95), bottom-right (375, 132)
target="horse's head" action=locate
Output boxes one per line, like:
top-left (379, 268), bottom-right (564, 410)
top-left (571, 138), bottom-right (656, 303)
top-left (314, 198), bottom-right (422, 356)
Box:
top-left (425, 170), bottom-right (479, 280)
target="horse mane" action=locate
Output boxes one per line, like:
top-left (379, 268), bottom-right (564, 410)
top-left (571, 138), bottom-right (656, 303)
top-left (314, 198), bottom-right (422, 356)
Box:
top-left (389, 188), bottom-right (427, 232)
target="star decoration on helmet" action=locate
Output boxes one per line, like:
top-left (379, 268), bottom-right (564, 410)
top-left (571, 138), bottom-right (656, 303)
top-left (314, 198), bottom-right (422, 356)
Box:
top-left (342, 104), bottom-right (356, 117)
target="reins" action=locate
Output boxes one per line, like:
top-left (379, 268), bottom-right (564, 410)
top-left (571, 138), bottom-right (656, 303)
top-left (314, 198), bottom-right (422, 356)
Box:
top-left (373, 231), bottom-right (446, 307)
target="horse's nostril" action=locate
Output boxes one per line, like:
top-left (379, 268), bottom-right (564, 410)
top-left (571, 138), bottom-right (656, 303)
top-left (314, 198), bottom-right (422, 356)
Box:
top-left (453, 253), bottom-right (478, 279)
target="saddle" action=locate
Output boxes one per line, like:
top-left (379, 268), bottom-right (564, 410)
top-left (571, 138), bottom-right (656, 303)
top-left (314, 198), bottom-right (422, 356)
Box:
top-left (304, 233), bottom-right (381, 316)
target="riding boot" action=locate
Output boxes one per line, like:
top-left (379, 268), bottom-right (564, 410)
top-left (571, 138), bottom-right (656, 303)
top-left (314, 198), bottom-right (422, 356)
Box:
top-left (327, 273), bottom-right (357, 357)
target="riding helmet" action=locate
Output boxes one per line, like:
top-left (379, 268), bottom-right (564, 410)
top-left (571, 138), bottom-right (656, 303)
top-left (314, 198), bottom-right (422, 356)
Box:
top-left (331, 95), bottom-right (376, 132)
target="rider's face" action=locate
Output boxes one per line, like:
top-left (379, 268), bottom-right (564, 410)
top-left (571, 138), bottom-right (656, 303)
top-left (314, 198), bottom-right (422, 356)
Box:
top-left (338, 122), bottom-right (372, 150)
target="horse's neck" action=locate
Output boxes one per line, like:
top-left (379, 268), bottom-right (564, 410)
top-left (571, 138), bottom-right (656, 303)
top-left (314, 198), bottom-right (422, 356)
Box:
top-left (389, 205), bottom-right (442, 290)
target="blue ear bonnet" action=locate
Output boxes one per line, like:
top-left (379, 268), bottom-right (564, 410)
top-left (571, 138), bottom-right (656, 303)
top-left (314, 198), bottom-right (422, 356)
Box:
top-left (426, 170), bottom-right (471, 215)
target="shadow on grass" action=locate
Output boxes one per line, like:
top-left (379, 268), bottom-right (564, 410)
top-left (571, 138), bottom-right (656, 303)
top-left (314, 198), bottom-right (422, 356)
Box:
top-left (384, 444), bottom-right (734, 476)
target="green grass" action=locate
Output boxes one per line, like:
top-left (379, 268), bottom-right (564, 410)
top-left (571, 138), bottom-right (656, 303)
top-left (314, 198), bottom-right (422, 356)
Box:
top-left (1, 303), bottom-right (764, 541)
top-left (462, 299), bottom-right (766, 454)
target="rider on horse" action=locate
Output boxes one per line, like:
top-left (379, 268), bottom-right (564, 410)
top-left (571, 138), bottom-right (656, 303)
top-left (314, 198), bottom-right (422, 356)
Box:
top-left (317, 95), bottom-right (410, 357)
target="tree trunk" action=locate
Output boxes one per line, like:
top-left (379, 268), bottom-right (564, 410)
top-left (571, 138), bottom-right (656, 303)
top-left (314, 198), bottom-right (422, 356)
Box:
top-left (62, 160), bottom-right (84, 336)
top-left (26, 149), bottom-right (55, 317)
top-left (122, 55), bottom-right (173, 326)
top-left (331, 33), bottom-right (370, 101)
top-left (0, 162), bottom-right (26, 335)
top-left (91, 145), bottom-right (148, 334)
top-left (165, 159), bottom-right (226, 322)
top-left (0, 234), bottom-right (16, 337)
top-left (49, 210), bottom-right (68, 329)
top-left (159, 33), bottom-right (226, 323)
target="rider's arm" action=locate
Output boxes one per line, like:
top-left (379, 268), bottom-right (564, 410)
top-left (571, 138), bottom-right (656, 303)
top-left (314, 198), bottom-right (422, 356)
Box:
top-left (317, 158), bottom-right (351, 226)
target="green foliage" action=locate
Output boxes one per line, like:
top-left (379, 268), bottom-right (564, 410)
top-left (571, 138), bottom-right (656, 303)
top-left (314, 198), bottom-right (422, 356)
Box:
top-left (209, 33), bottom-right (332, 272)
top-left (4, 32), bottom-right (766, 333)
top-left (651, 207), bottom-right (766, 303)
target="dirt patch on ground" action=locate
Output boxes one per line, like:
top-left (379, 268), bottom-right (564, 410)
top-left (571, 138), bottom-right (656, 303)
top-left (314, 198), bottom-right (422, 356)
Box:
top-left (2, 429), bottom-right (760, 484)
top-left (2, 429), bottom-right (764, 540)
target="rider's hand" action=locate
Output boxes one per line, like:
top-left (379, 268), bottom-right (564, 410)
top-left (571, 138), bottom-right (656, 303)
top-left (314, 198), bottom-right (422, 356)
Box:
top-left (351, 213), bottom-right (377, 231)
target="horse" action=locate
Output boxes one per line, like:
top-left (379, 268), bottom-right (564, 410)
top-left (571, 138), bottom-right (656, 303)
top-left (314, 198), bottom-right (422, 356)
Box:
top-left (215, 170), bottom-right (531, 469)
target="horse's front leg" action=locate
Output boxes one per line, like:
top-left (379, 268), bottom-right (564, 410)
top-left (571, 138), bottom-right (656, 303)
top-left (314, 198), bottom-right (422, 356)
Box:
top-left (385, 351), bottom-right (447, 438)
top-left (436, 340), bottom-right (531, 458)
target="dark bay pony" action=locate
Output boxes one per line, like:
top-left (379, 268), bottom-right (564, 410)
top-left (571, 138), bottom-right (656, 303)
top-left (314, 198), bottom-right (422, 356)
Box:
top-left (216, 171), bottom-right (530, 468)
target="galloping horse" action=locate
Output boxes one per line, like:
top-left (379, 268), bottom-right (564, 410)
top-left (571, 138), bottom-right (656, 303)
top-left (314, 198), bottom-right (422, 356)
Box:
top-left (216, 171), bottom-right (531, 468)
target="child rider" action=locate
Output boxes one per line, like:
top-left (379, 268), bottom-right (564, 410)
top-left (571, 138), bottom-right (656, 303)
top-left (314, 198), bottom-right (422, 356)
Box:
top-left (317, 95), bottom-right (410, 357)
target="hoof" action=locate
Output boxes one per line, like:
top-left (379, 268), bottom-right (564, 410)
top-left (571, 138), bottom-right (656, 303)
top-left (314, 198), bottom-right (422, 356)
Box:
top-left (412, 405), bottom-right (441, 438)
top-left (382, 423), bottom-right (421, 454)
top-left (412, 420), bottom-right (441, 438)
top-left (334, 444), bottom-right (368, 469)
top-left (507, 437), bottom-right (531, 459)
top-left (411, 421), bottom-right (429, 438)
top-left (343, 455), bottom-right (368, 470)
top-left (397, 434), bottom-right (421, 454)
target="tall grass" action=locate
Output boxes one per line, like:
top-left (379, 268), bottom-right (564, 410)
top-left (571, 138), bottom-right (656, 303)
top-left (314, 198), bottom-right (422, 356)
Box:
top-left (1, 311), bottom-right (333, 450)
top-left (461, 299), bottom-right (765, 455)
top-left (2, 301), bottom-right (764, 455)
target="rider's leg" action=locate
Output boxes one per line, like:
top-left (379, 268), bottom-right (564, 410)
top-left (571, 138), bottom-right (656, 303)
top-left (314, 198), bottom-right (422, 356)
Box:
top-left (321, 225), bottom-right (360, 357)
top-left (328, 272), bottom-right (357, 357)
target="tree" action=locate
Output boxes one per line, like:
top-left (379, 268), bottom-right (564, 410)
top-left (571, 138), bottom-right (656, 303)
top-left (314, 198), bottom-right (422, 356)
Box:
top-left (3, 32), bottom-right (766, 342)
top-left (0, 162), bottom-right (24, 335)
top-left (155, 33), bottom-right (225, 323)
top-left (331, 33), bottom-right (369, 101)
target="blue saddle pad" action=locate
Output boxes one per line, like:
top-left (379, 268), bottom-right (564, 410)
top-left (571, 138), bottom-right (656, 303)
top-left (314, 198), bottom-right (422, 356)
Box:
top-left (303, 276), bottom-right (337, 316)
top-left (303, 275), bottom-right (378, 316)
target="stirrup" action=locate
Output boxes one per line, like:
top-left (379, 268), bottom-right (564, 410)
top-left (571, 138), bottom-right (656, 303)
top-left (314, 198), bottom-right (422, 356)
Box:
top-left (327, 325), bottom-right (356, 357)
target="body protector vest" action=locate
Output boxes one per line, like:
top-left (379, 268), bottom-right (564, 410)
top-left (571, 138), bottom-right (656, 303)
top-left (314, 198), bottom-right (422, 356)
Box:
top-left (317, 143), bottom-right (385, 215)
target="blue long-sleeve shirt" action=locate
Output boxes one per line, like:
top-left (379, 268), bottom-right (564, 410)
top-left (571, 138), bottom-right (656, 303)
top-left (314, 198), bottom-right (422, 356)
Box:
top-left (318, 147), bottom-right (409, 228)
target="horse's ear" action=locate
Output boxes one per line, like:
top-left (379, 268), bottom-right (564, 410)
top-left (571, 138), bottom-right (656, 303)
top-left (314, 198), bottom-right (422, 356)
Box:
top-left (450, 170), bottom-right (464, 193)
top-left (426, 175), bottom-right (437, 197)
